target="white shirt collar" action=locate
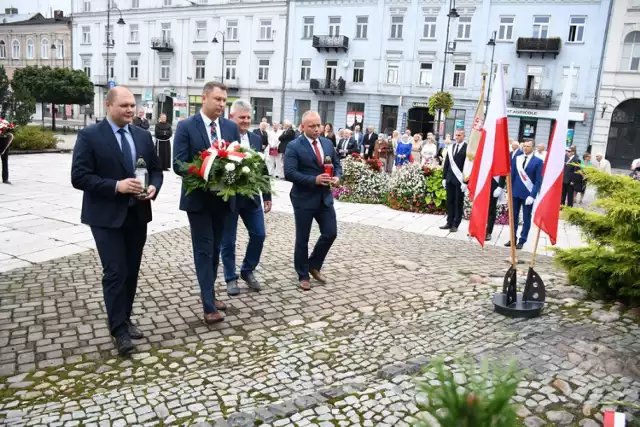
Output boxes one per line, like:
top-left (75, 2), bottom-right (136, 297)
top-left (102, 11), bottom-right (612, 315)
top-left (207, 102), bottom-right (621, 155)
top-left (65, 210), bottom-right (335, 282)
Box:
top-left (240, 132), bottom-right (250, 148)
top-left (200, 111), bottom-right (220, 130)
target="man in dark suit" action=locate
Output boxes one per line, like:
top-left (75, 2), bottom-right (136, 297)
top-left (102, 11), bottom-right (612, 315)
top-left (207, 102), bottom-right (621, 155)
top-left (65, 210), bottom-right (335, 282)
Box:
top-left (362, 126), bottom-right (378, 159)
top-left (278, 120), bottom-right (296, 158)
top-left (284, 111), bottom-right (342, 291)
top-left (253, 121), bottom-right (269, 152)
top-left (71, 86), bottom-right (163, 356)
top-left (173, 81), bottom-right (241, 325)
top-left (221, 99), bottom-right (272, 296)
top-left (336, 129), bottom-right (358, 159)
top-left (505, 140), bottom-right (543, 249)
top-left (132, 109), bottom-right (150, 131)
top-left (562, 145), bottom-right (580, 207)
top-left (486, 176), bottom-right (506, 241)
top-left (440, 128), bottom-right (467, 232)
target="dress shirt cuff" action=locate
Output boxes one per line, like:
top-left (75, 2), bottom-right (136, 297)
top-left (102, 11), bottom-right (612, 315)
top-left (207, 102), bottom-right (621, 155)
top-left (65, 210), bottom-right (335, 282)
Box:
top-left (115, 181), bottom-right (119, 195)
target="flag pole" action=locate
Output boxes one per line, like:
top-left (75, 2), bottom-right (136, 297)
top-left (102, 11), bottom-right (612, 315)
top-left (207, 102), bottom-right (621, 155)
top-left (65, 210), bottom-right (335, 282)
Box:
top-left (505, 174), bottom-right (517, 268)
top-left (529, 228), bottom-right (542, 268)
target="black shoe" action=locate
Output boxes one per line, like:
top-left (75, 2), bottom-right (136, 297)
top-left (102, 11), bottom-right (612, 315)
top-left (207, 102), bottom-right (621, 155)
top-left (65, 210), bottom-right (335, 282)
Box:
top-left (241, 271), bottom-right (261, 292)
top-left (504, 241), bottom-right (511, 247)
top-left (439, 224), bottom-right (452, 230)
top-left (126, 320), bottom-right (144, 339)
top-left (485, 233), bottom-right (492, 241)
top-left (2, 180), bottom-right (11, 184)
top-left (516, 243), bottom-right (524, 250)
top-left (226, 279), bottom-right (240, 296)
top-left (116, 333), bottom-right (134, 356)
top-left (449, 226), bottom-right (458, 233)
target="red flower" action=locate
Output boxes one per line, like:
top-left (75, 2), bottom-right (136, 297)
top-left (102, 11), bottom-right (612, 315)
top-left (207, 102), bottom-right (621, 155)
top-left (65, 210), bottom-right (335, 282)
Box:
top-left (217, 149), bottom-right (228, 158)
top-left (188, 165), bottom-right (198, 175)
top-left (200, 150), bottom-right (211, 160)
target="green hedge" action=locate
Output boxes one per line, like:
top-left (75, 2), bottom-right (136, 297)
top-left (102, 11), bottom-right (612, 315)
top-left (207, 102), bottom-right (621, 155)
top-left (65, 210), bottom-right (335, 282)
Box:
top-left (11, 127), bottom-right (59, 151)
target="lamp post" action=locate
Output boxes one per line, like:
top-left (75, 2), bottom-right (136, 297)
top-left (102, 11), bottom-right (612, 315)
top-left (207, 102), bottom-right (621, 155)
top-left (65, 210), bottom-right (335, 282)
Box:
top-left (212, 31), bottom-right (225, 84)
top-left (485, 30), bottom-right (497, 119)
top-left (105, 5), bottom-right (126, 83)
top-left (434, 0), bottom-right (459, 140)
top-left (187, 76), bottom-right (192, 116)
top-left (50, 39), bottom-right (65, 68)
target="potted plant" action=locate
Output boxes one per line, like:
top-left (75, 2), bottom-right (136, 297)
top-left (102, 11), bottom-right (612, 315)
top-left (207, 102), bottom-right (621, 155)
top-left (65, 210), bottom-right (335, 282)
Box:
top-left (427, 91), bottom-right (455, 119)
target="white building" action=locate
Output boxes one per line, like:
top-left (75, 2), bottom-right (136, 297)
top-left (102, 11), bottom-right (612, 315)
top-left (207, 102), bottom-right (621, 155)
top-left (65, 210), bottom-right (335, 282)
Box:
top-left (282, 0), bottom-right (611, 152)
top-left (71, 0), bottom-right (287, 122)
top-left (590, 0), bottom-right (640, 169)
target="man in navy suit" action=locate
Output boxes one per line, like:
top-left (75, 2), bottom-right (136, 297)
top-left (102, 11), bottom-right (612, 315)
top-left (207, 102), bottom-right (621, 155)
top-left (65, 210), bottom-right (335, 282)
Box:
top-left (285, 111), bottom-right (342, 291)
top-left (71, 86), bottom-right (163, 356)
top-left (221, 99), bottom-right (272, 295)
top-left (510, 140), bottom-right (522, 161)
top-left (505, 140), bottom-right (543, 250)
top-left (173, 81), bottom-right (241, 324)
top-left (440, 128), bottom-right (468, 233)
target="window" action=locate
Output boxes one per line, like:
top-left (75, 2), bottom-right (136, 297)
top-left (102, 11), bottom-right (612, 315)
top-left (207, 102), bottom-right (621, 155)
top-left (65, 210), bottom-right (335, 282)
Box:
top-left (356, 16), bottom-right (368, 39)
top-left (300, 59), bottom-right (311, 81)
top-left (491, 63), bottom-right (509, 81)
top-left (161, 23), bottom-right (171, 41)
top-left (196, 21), bottom-right (207, 40)
top-left (346, 102), bottom-right (364, 127)
top-left (418, 62), bottom-right (433, 86)
top-left (41, 39), bottom-right (49, 59)
top-left (423, 16), bottom-right (436, 39)
top-left (55, 39), bottom-right (64, 59)
top-left (82, 26), bottom-right (91, 44)
top-left (456, 16), bottom-right (471, 39)
top-left (453, 64), bottom-right (466, 87)
top-left (161, 59), bottom-right (170, 80)
top-left (195, 59), bottom-right (206, 80)
top-left (105, 25), bottom-right (113, 44)
top-left (83, 0), bottom-right (90, 12)
top-left (82, 59), bottom-right (91, 77)
top-left (329, 17), bottom-right (340, 37)
top-left (390, 16), bottom-right (403, 39)
top-left (303, 17), bottom-right (314, 39)
top-left (353, 60), bottom-right (364, 82)
top-left (533, 16), bottom-right (550, 38)
top-left (562, 67), bottom-right (579, 94)
top-left (498, 16), bottom-right (514, 41)
top-left (325, 60), bottom-right (337, 80)
top-left (260, 19), bottom-right (272, 40)
top-left (0, 41), bottom-right (5, 59)
top-left (106, 59), bottom-right (114, 79)
top-left (294, 100), bottom-right (311, 125)
top-left (251, 97), bottom-right (273, 124)
top-left (164, 0), bottom-right (171, 5)
top-left (386, 61), bottom-right (399, 84)
top-left (129, 58), bottom-right (139, 79)
top-left (568, 16), bottom-right (585, 42)
top-left (224, 58), bottom-right (236, 80)
top-left (318, 101), bottom-right (335, 125)
top-left (444, 109), bottom-right (466, 137)
top-left (131, 0), bottom-right (139, 7)
top-left (226, 20), bottom-right (238, 41)
top-left (622, 31), bottom-right (640, 71)
top-left (11, 40), bottom-right (20, 59)
top-left (258, 59), bottom-right (269, 81)
top-left (26, 39), bottom-right (34, 59)
top-left (632, 0), bottom-right (640, 7)
top-left (129, 24), bottom-right (139, 42)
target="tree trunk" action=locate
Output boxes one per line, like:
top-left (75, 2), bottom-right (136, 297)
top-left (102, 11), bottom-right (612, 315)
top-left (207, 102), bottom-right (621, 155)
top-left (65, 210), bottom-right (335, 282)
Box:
top-left (41, 102), bottom-right (45, 127)
top-left (51, 103), bottom-right (56, 131)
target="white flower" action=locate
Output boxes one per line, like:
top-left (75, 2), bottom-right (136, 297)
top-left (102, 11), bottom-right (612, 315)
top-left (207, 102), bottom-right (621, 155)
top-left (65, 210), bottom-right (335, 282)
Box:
top-left (257, 152), bottom-right (265, 160)
top-left (244, 152), bottom-right (252, 159)
top-left (242, 166), bottom-right (250, 174)
top-left (225, 163), bottom-right (236, 172)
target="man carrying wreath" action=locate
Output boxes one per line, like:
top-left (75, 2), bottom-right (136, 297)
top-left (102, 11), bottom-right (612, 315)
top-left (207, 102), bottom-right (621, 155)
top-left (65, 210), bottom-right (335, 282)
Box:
top-left (173, 81), bottom-right (241, 324)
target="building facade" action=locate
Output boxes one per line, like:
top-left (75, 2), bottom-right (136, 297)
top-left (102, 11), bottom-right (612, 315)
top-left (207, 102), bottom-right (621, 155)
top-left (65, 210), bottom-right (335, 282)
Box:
top-left (71, 0), bottom-right (287, 122)
top-left (590, 0), bottom-right (640, 169)
top-left (283, 0), bottom-right (610, 153)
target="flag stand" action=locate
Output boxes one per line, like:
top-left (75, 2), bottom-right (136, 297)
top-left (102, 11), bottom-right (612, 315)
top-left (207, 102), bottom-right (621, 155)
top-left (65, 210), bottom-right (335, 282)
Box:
top-left (492, 176), bottom-right (544, 319)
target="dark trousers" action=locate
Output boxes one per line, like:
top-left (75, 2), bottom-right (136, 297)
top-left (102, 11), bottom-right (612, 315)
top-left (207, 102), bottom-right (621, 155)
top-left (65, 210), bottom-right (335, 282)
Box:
top-left (220, 201), bottom-right (266, 282)
top-left (91, 208), bottom-right (147, 337)
top-left (445, 181), bottom-right (465, 227)
top-left (0, 140), bottom-right (8, 183)
top-left (512, 196), bottom-right (533, 244)
top-left (187, 206), bottom-right (228, 313)
top-left (487, 195), bottom-right (499, 235)
top-left (293, 203), bottom-right (337, 280)
top-left (561, 182), bottom-right (574, 207)
top-left (156, 139), bottom-right (171, 170)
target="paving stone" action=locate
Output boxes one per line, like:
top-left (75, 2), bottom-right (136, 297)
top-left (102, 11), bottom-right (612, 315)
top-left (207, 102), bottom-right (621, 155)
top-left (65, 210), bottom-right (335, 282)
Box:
top-left (546, 410), bottom-right (575, 425)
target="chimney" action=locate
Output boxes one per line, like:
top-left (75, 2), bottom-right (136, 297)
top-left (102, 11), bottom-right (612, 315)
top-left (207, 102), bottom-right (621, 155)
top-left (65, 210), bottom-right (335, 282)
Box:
top-left (54, 10), bottom-right (64, 19)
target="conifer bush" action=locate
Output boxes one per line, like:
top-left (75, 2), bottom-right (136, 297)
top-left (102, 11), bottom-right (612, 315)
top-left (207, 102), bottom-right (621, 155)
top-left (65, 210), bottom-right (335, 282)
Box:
top-left (553, 168), bottom-right (640, 301)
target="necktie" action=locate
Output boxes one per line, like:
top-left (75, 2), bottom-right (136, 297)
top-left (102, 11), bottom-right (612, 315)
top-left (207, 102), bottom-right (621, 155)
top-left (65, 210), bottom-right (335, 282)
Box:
top-left (118, 128), bottom-right (134, 175)
top-left (454, 144), bottom-right (459, 157)
top-left (209, 121), bottom-right (218, 144)
top-left (312, 140), bottom-right (323, 166)
top-left (523, 155), bottom-right (528, 169)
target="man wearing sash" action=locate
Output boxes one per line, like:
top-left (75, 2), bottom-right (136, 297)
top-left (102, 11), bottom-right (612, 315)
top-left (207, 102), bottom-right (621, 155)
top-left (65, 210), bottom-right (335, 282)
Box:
top-left (440, 128), bottom-right (467, 233)
top-left (505, 140), bottom-right (543, 249)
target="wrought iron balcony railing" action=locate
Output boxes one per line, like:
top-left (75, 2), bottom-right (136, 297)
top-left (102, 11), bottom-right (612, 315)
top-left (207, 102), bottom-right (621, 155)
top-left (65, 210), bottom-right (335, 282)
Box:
top-left (510, 88), bottom-right (553, 107)
top-left (310, 78), bottom-right (346, 95)
top-left (516, 37), bottom-right (561, 58)
top-left (312, 35), bottom-right (349, 52)
top-left (151, 37), bottom-right (174, 52)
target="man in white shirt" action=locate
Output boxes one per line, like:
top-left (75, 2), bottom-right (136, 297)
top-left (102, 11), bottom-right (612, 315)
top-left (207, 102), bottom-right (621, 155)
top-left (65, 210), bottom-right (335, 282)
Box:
top-left (535, 143), bottom-right (547, 161)
top-left (595, 153), bottom-right (612, 175)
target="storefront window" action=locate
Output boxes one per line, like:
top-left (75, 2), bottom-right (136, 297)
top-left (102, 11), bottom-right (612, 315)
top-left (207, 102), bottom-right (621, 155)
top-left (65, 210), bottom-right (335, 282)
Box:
top-left (294, 99), bottom-right (311, 125)
top-left (518, 119), bottom-right (537, 141)
top-left (251, 97), bottom-right (273, 124)
top-left (346, 102), bottom-right (365, 129)
top-left (444, 109), bottom-right (466, 137)
top-left (189, 95), bottom-right (203, 117)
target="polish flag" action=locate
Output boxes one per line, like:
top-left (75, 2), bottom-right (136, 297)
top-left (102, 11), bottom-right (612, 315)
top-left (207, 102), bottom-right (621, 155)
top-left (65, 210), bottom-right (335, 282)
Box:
top-left (603, 410), bottom-right (626, 427)
top-left (533, 65), bottom-right (573, 245)
top-left (468, 63), bottom-right (511, 247)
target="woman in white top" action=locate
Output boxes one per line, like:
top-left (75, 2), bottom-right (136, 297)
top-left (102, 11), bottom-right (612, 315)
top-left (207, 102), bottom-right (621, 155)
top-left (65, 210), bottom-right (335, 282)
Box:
top-left (421, 132), bottom-right (438, 166)
top-left (411, 133), bottom-right (423, 164)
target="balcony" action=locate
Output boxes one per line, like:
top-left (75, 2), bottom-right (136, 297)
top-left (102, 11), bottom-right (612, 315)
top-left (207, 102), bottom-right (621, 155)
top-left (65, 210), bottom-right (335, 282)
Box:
top-left (312, 35), bottom-right (349, 52)
top-left (310, 78), bottom-right (346, 95)
top-left (516, 37), bottom-right (561, 59)
top-left (510, 88), bottom-right (553, 107)
top-left (92, 75), bottom-right (108, 87)
top-left (224, 78), bottom-right (239, 90)
top-left (151, 37), bottom-right (174, 53)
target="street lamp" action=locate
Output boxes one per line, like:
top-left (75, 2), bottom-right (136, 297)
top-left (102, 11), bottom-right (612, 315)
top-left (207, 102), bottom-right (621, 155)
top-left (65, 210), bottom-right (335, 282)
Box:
top-left (187, 76), bottom-right (192, 115)
top-left (105, 5), bottom-right (126, 83)
top-left (485, 30), bottom-right (497, 119)
top-left (50, 40), bottom-right (65, 68)
top-left (212, 31), bottom-right (225, 84)
top-left (434, 0), bottom-right (459, 140)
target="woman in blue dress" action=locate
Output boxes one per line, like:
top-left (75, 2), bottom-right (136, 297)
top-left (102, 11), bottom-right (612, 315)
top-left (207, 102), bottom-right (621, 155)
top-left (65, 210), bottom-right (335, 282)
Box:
top-left (395, 136), bottom-right (413, 167)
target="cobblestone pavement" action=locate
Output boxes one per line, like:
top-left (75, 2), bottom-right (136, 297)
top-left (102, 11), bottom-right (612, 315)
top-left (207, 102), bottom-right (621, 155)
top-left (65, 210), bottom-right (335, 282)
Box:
top-left (0, 213), bottom-right (638, 426)
top-left (0, 153), bottom-right (587, 272)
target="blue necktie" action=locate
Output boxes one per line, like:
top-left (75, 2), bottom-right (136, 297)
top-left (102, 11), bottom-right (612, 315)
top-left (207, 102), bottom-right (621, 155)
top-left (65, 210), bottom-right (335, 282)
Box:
top-left (118, 128), bottom-right (134, 175)
top-left (210, 122), bottom-right (218, 144)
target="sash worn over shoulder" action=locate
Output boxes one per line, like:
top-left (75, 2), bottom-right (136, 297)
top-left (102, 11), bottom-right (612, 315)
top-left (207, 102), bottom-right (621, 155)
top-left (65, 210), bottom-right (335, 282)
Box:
top-left (447, 144), bottom-right (464, 184)
top-left (516, 154), bottom-right (534, 193)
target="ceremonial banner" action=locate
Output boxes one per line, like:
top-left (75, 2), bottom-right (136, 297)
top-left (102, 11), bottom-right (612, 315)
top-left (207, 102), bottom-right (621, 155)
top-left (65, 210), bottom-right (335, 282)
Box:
top-left (463, 76), bottom-right (486, 181)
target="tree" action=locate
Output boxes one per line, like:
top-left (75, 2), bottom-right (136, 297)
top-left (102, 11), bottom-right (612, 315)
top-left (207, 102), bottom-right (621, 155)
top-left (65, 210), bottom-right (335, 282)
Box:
top-left (11, 66), bottom-right (94, 130)
top-left (0, 65), bottom-right (36, 126)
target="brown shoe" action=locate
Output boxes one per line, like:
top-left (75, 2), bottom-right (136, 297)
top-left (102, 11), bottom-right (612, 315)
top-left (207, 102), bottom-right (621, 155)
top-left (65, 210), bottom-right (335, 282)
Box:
top-left (309, 268), bottom-right (326, 283)
top-left (204, 311), bottom-right (224, 324)
top-left (299, 280), bottom-right (311, 291)
top-left (215, 300), bottom-right (227, 311)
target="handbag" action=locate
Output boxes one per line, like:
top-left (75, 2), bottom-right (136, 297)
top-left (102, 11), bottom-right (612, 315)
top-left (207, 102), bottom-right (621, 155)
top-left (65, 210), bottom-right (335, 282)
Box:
top-left (269, 147), bottom-right (278, 156)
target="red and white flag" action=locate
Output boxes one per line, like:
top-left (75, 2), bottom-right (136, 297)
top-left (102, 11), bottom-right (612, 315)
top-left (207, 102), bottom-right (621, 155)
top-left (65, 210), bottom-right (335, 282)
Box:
top-left (468, 63), bottom-right (511, 247)
top-left (603, 410), bottom-right (626, 427)
top-left (533, 65), bottom-right (573, 245)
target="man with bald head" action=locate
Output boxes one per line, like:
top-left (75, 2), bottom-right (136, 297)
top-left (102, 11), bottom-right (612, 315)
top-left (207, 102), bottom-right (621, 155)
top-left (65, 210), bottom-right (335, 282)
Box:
top-left (284, 111), bottom-right (341, 290)
top-left (71, 86), bottom-right (163, 356)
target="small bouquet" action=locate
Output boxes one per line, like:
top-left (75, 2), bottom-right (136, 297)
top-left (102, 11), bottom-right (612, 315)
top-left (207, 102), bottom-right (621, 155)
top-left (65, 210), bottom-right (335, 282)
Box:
top-left (177, 139), bottom-right (272, 201)
top-left (0, 118), bottom-right (16, 137)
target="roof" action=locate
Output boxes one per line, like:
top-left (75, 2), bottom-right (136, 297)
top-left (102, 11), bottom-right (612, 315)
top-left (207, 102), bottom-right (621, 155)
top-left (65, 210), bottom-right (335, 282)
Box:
top-left (0, 13), bottom-right (71, 26)
top-left (0, 13), bottom-right (37, 24)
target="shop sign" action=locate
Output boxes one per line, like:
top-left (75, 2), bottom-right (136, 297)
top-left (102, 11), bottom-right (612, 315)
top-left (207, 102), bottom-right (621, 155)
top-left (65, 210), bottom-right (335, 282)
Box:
top-left (507, 107), bottom-right (585, 122)
top-left (412, 102), bottom-right (429, 108)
